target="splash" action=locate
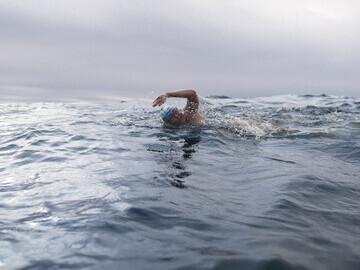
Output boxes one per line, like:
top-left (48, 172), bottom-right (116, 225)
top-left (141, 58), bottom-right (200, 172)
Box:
top-left (226, 117), bottom-right (283, 138)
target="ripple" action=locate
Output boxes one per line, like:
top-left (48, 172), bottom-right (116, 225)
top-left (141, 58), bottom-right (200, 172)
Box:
top-left (18, 260), bottom-right (93, 270)
top-left (69, 135), bottom-right (87, 141)
top-left (30, 139), bottom-right (48, 146)
top-left (40, 156), bottom-right (68, 162)
top-left (206, 95), bottom-right (232, 99)
top-left (0, 143), bottom-right (21, 151)
top-left (265, 157), bottom-right (296, 164)
top-left (4, 128), bottom-right (41, 144)
top-left (125, 207), bottom-right (214, 231)
top-left (70, 120), bottom-right (95, 126)
top-left (209, 258), bottom-right (308, 270)
top-left (0, 179), bottom-right (50, 192)
top-left (15, 150), bottom-right (41, 159)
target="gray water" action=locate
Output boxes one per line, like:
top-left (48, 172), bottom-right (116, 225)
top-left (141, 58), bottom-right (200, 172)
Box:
top-left (0, 94), bottom-right (359, 270)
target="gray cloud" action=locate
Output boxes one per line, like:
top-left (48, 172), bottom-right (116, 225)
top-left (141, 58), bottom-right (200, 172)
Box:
top-left (0, 0), bottom-right (359, 101)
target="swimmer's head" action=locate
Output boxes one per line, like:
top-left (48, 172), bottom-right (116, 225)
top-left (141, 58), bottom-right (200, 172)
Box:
top-left (160, 106), bottom-right (185, 125)
top-left (161, 106), bottom-right (175, 122)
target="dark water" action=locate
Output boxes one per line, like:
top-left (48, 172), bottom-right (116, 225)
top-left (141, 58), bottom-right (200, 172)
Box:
top-left (0, 95), bottom-right (359, 270)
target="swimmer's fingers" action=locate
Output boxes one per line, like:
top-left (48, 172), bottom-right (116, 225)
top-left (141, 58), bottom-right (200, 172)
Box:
top-left (152, 96), bottom-right (161, 107)
top-left (152, 95), bottom-right (167, 107)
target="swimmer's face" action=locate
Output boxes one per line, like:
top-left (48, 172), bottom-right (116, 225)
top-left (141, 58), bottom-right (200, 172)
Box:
top-left (168, 109), bottom-right (186, 125)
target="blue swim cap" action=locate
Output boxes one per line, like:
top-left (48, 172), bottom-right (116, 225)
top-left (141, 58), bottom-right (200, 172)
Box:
top-left (160, 106), bottom-right (175, 122)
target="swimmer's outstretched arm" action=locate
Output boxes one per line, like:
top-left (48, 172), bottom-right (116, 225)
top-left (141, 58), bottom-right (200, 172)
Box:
top-left (152, 89), bottom-right (199, 110)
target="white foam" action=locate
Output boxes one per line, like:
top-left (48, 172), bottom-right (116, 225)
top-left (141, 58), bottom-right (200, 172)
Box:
top-left (226, 117), bottom-right (282, 138)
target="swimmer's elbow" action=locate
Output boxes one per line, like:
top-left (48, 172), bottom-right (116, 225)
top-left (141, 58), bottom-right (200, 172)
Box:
top-left (188, 90), bottom-right (199, 103)
top-left (182, 89), bottom-right (197, 99)
top-left (188, 89), bottom-right (197, 97)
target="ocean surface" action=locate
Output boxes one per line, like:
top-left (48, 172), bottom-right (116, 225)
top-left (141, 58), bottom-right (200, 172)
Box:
top-left (0, 94), bottom-right (359, 270)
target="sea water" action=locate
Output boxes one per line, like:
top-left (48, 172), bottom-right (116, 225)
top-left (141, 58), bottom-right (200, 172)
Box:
top-left (0, 94), bottom-right (359, 269)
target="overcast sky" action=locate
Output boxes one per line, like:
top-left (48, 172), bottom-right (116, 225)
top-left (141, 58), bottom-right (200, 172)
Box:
top-left (0, 0), bottom-right (359, 101)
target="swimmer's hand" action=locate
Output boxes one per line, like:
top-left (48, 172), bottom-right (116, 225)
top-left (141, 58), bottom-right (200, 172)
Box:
top-left (152, 93), bottom-right (167, 107)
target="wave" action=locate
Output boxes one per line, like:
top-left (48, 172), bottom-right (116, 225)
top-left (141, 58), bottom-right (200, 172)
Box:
top-left (199, 94), bottom-right (360, 140)
top-left (205, 95), bottom-right (232, 99)
top-left (224, 117), bottom-right (285, 138)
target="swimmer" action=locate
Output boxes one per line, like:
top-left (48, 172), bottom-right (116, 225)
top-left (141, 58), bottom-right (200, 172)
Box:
top-left (153, 89), bottom-right (205, 125)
